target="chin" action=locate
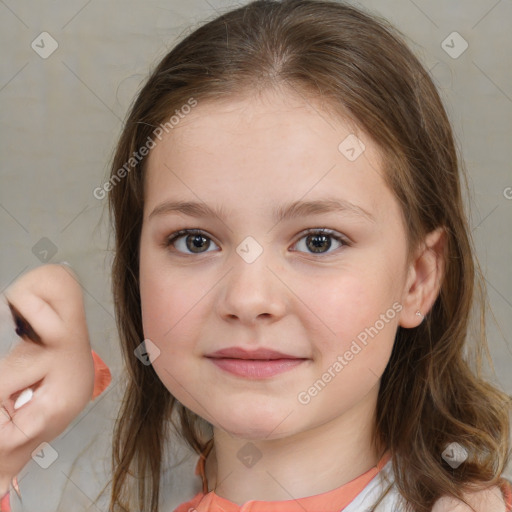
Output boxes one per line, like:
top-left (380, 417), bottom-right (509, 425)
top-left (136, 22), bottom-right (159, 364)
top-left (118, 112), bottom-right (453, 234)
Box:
top-left (222, 423), bottom-right (289, 441)
top-left (212, 404), bottom-right (299, 440)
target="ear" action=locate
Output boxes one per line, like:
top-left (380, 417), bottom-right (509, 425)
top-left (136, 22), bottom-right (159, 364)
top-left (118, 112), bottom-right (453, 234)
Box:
top-left (399, 227), bottom-right (446, 328)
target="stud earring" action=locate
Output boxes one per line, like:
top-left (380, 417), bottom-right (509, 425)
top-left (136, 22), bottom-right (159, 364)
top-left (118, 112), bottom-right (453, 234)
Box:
top-left (415, 310), bottom-right (424, 320)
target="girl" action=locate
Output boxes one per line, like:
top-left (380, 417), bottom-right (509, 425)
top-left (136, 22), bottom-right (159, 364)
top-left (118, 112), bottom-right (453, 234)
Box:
top-left (107, 1), bottom-right (512, 510)
top-left (1, 1), bottom-right (511, 511)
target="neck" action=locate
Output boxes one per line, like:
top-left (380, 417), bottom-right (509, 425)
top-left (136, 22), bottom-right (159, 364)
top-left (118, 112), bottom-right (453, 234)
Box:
top-left (204, 383), bottom-right (383, 505)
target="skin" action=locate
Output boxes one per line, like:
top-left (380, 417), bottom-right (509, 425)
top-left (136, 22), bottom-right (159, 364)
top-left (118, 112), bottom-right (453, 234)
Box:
top-left (139, 87), bottom-right (446, 504)
top-left (0, 90), bottom-right (503, 511)
top-left (433, 488), bottom-right (507, 512)
top-left (0, 264), bottom-right (95, 496)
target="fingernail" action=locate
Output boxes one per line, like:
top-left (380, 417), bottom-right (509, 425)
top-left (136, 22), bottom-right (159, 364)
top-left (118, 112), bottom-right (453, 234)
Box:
top-left (14, 388), bottom-right (34, 410)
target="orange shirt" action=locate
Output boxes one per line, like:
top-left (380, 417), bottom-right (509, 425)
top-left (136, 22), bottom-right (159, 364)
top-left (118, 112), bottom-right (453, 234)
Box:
top-left (174, 443), bottom-right (512, 512)
top-left (174, 443), bottom-right (392, 512)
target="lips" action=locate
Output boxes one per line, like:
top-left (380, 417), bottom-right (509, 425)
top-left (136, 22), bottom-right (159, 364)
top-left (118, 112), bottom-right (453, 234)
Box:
top-left (205, 347), bottom-right (308, 378)
top-left (206, 347), bottom-right (302, 360)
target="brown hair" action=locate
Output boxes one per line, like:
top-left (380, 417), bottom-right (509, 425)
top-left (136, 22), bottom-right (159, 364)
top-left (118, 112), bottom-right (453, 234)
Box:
top-left (106, 1), bottom-right (511, 510)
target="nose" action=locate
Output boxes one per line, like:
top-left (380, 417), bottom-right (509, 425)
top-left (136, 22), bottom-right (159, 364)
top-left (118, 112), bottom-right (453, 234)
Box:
top-left (216, 248), bottom-right (287, 325)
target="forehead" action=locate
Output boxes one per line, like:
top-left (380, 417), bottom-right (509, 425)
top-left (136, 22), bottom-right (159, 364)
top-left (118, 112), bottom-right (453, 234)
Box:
top-left (143, 89), bottom-right (395, 224)
top-left (154, 89), bottom-right (372, 161)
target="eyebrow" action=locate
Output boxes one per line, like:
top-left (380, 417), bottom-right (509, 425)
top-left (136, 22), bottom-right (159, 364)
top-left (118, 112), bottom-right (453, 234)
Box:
top-left (149, 198), bottom-right (375, 224)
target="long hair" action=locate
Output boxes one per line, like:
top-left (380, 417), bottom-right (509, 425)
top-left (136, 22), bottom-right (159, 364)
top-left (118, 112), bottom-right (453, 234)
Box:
top-left (107, 1), bottom-right (511, 510)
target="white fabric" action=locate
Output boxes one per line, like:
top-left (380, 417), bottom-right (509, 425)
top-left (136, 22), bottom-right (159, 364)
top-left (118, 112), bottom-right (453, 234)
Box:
top-left (344, 460), bottom-right (403, 512)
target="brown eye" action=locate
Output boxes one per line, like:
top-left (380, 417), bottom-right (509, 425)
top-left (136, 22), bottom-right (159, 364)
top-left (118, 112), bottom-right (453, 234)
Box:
top-left (185, 234), bottom-right (211, 253)
top-left (166, 229), bottom-right (219, 255)
top-left (7, 301), bottom-right (43, 345)
top-left (292, 228), bottom-right (349, 255)
top-left (305, 233), bottom-right (332, 253)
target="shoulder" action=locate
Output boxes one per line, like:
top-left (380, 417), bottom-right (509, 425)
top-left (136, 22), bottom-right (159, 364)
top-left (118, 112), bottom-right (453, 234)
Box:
top-left (432, 485), bottom-right (508, 512)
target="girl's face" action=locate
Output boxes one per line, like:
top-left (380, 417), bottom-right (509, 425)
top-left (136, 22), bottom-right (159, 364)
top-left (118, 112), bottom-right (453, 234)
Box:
top-left (139, 89), bottom-right (414, 440)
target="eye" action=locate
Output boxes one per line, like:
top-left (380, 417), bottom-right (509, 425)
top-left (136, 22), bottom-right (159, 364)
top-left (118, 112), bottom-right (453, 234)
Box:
top-left (166, 229), bottom-right (220, 255)
top-left (291, 228), bottom-right (349, 255)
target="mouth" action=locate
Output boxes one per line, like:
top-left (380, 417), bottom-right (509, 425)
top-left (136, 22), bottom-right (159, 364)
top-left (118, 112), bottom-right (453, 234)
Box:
top-left (205, 347), bottom-right (309, 379)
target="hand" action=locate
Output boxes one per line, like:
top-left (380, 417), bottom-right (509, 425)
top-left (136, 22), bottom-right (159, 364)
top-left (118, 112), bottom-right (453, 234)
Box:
top-left (0, 264), bottom-right (101, 497)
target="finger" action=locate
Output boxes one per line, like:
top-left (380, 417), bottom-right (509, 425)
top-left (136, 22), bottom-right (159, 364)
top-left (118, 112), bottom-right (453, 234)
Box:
top-left (4, 265), bottom-right (87, 346)
top-left (2, 291), bottom-right (64, 350)
top-left (0, 413), bottom-right (48, 488)
top-left (18, 370), bottom-right (92, 443)
top-left (0, 405), bottom-right (37, 459)
top-left (0, 346), bottom-right (48, 405)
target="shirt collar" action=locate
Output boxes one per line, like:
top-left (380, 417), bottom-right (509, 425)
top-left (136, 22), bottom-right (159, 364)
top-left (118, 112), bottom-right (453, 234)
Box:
top-left (194, 440), bottom-right (392, 512)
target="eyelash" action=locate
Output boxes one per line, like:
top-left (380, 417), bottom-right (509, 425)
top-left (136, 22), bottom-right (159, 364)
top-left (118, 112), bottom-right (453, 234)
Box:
top-left (165, 228), bottom-right (350, 256)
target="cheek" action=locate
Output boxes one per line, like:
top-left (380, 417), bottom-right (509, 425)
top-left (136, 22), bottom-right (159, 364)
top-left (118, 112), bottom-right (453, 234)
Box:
top-left (299, 267), bottom-right (396, 330)
top-left (139, 262), bottom-right (207, 400)
top-left (293, 266), bottom-right (401, 365)
top-left (139, 247), bottom-right (214, 367)
top-left (140, 271), bottom-right (201, 345)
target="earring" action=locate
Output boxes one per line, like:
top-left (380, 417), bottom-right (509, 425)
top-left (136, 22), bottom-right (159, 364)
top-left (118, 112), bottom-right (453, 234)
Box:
top-left (415, 310), bottom-right (424, 320)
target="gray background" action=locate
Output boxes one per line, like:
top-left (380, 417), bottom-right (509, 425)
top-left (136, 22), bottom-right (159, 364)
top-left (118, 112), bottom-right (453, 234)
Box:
top-left (1, 0), bottom-right (511, 510)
